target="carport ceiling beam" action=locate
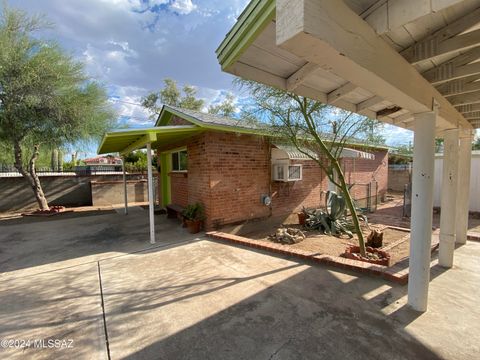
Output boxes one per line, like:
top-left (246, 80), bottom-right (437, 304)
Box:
top-left (120, 133), bottom-right (157, 155)
top-left (362, 0), bottom-right (465, 35)
top-left (423, 47), bottom-right (480, 85)
top-left (450, 90), bottom-right (480, 106)
top-left (400, 7), bottom-right (480, 64)
top-left (327, 82), bottom-right (358, 104)
top-left (287, 62), bottom-right (321, 91)
top-left (457, 103), bottom-right (480, 113)
top-left (437, 77), bottom-right (480, 97)
top-left (463, 111), bottom-right (480, 119)
top-left (275, 0), bottom-right (471, 130)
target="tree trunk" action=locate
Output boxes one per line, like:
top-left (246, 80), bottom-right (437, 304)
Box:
top-left (13, 140), bottom-right (50, 211)
top-left (332, 159), bottom-right (367, 257)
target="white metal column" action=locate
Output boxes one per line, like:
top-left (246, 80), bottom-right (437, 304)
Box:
top-left (439, 129), bottom-right (459, 268)
top-left (456, 130), bottom-right (473, 245)
top-left (408, 111), bottom-right (436, 312)
top-left (147, 143), bottom-right (156, 244)
top-left (122, 156), bottom-right (128, 215)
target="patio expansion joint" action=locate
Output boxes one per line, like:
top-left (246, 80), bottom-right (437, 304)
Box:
top-left (97, 261), bottom-right (111, 360)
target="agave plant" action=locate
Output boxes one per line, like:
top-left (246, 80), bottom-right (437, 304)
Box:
top-left (303, 191), bottom-right (368, 238)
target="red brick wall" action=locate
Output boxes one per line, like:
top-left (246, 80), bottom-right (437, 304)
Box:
top-left (341, 149), bottom-right (389, 204)
top-left (271, 160), bottom-right (328, 216)
top-left (170, 172), bottom-right (188, 207)
top-left (170, 115), bottom-right (191, 126)
top-left (157, 130), bottom-right (388, 229)
top-left (202, 132), bottom-right (271, 229)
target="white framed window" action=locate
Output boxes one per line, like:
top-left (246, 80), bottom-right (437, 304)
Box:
top-left (272, 164), bottom-right (302, 182)
top-left (171, 150), bottom-right (188, 172)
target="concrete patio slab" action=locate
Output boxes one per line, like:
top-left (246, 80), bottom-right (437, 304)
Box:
top-left (0, 210), bottom-right (479, 359)
top-left (0, 263), bottom-right (106, 360)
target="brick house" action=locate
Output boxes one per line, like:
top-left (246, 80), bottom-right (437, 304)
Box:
top-left (154, 106), bottom-right (388, 230)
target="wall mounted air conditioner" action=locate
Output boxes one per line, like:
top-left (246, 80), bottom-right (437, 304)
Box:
top-left (272, 164), bottom-right (302, 182)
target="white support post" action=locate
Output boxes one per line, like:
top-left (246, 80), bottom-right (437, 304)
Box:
top-left (408, 111), bottom-right (436, 312)
top-left (122, 156), bottom-right (128, 215)
top-left (147, 143), bottom-right (156, 244)
top-left (439, 129), bottom-right (459, 268)
top-left (455, 130), bottom-right (473, 244)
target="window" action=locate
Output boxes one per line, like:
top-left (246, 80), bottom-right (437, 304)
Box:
top-left (288, 165), bottom-right (302, 180)
top-left (172, 150), bottom-right (188, 171)
top-left (272, 164), bottom-right (302, 182)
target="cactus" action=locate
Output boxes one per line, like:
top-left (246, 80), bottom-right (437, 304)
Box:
top-left (303, 191), bottom-right (367, 239)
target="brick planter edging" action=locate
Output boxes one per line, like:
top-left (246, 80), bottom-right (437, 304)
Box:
top-left (206, 231), bottom-right (440, 285)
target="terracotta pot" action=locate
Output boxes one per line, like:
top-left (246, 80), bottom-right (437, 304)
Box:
top-left (297, 212), bottom-right (306, 226)
top-left (343, 245), bottom-right (391, 266)
top-left (185, 219), bottom-right (202, 234)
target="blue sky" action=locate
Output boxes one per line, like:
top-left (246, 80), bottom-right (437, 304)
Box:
top-left (10, 0), bottom-right (414, 157)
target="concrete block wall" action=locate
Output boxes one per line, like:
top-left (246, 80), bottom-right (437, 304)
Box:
top-left (0, 174), bottom-right (147, 212)
top-left (388, 168), bottom-right (411, 192)
top-left (91, 179), bottom-right (147, 206)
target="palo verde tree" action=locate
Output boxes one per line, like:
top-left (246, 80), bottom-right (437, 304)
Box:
top-left (141, 78), bottom-right (204, 115)
top-left (237, 79), bottom-right (381, 256)
top-left (0, 5), bottom-right (114, 210)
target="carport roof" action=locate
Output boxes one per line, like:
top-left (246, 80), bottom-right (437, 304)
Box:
top-left (216, 0), bottom-right (480, 131)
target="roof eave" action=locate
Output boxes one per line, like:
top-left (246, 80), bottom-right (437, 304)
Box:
top-left (216, 0), bottom-right (275, 70)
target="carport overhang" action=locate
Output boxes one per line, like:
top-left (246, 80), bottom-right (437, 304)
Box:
top-left (217, 0), bottom-right (479, 312)
top-left (97, 125), bottom-right (203, 245)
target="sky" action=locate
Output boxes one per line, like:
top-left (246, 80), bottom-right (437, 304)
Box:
top-left (9, 0), bottom-right (414, 157)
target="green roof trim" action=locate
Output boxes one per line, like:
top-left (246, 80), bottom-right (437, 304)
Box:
top-left (97, 125), bottom-right (202, 154)
top-left (215, 0), bottom-right (275, 70)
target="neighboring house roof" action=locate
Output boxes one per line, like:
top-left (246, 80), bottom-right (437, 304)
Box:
top-left (98, 105), bottom-right (387, 154)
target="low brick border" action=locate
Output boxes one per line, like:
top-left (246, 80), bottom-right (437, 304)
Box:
top-left (467, 232), bottom-right (480, 241)
top-left (206, 231), bottom-right (440, 285)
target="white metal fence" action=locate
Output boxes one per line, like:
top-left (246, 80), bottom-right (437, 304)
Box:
top-left (434, 151), bottom-right (480, 212)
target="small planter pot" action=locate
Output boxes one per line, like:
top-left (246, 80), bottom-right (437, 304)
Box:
top-left (185, 219), bottom-right (202, 234)
top-left (297, 212), bottom-right (306, 226)
top-left (344, 245), bottom-right (391, 266)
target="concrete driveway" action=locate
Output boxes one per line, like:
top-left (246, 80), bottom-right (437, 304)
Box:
top-left (0, 208), bottom-right (479, 359)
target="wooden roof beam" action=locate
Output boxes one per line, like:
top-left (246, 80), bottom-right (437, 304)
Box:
top-left (423, 47), bottom-right (480, 85)
top-left (276, 0), bottom-right (471, 130)
top-left (362, 0), bottom-right (465, 35)
top-left (286, 62), bottom-right (321, 91)
top-left (401, 7), bottom-right (480, 64)
top-left (437, 77), bottom-right (480, 97)
top-left (327, 82), bottom-right (358, 104)
top-left (356, 96), bottom-right (384, 113)
top-left (457, 103), bottom-right (480, 114)
top-left (450, 90), bottom-right (480, 106)
top-left (462, 111), bottom-right (480, 119)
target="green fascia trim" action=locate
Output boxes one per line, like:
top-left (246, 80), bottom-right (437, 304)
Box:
top-left (97, 125), bottom-right (200, 154)
top-left (156, 105), bottom-right (269, 136)
top-left (216, 0), bottom-right (275, 70)
top-left (160, 153), bottom-right (171, 206)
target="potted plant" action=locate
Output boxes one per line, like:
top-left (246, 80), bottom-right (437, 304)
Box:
top-left (182, 203), bottom-right (205, 234)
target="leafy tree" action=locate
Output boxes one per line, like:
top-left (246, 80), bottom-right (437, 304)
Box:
top-left (236, 79), bottom-right (383, 257)
top-left (0, 5), bottom-right (114, 210)
top-left (208, 93), bottom-right (236, 117)
top-left (142, 78), bottom-right (204, 116)
top-left (472, 136), bottom-right (480, 150)
top-left (362, 118), bottom-right (386, 145)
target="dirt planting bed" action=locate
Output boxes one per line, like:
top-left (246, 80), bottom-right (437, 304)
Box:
top-left (239, 224), bottom-right (410, 266)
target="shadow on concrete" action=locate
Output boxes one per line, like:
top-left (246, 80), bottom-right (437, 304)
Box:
top-left (0, 210), bottom-right (196, 274)
top-left (116, 263), bottom-right (443, 360)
